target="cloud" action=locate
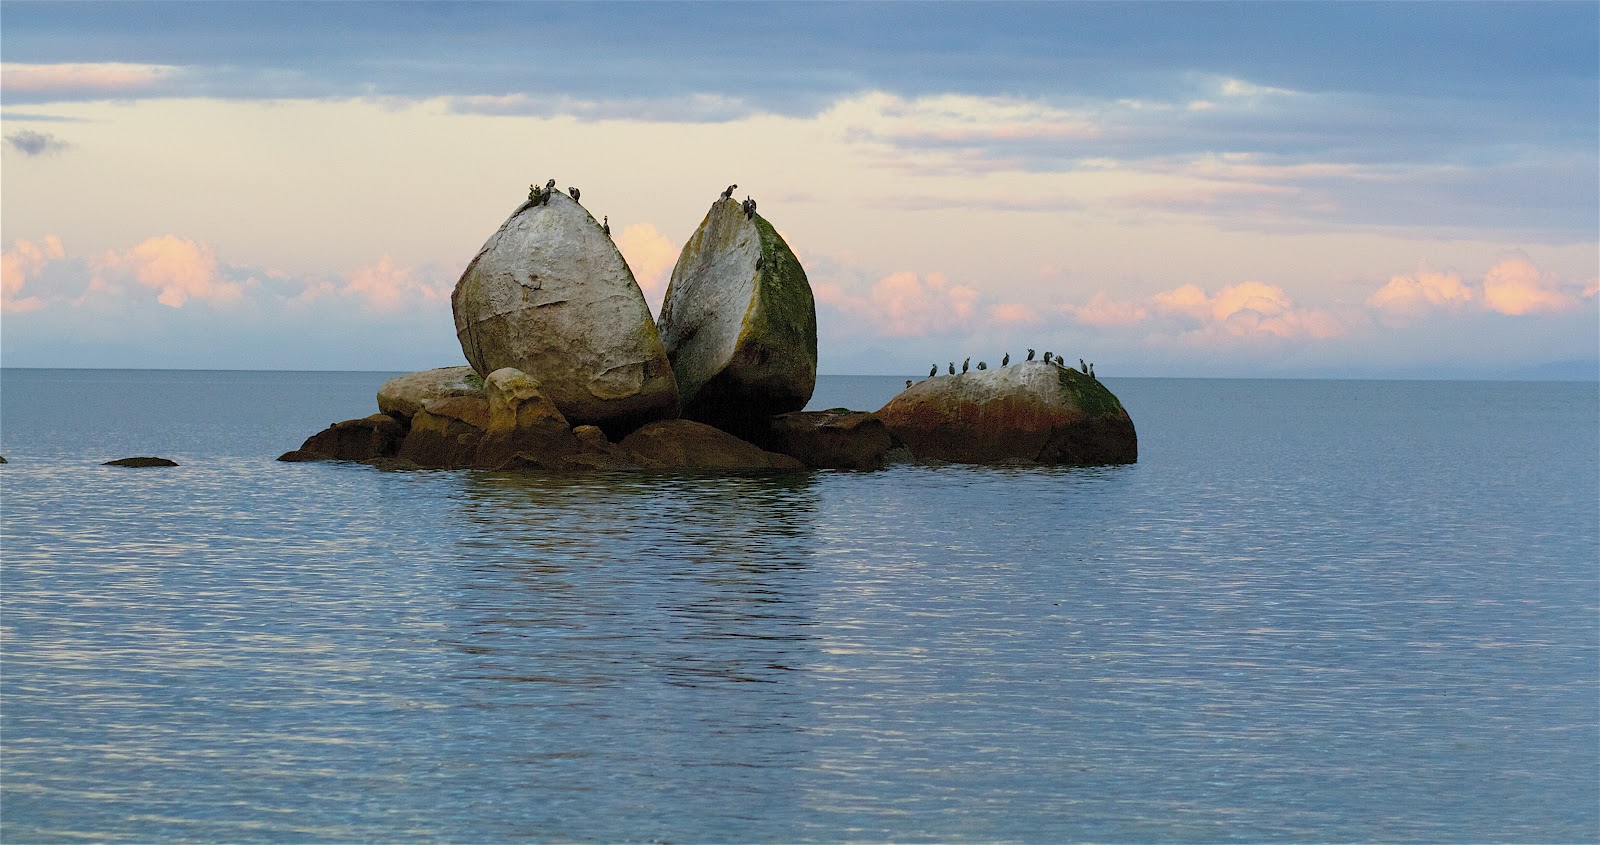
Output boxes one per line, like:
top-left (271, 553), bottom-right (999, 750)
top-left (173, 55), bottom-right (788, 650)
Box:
top-left (1369, 257), bottom-right (1594, 319)
top-left (340, 255), bottom-right (451, 312)
top-left (1064, 280), bottom-right (1347, 341)
top-left (94, 235), bottom-right (241, 308)
top-left (1, 235), bottom-right (65, 313)
top-left (1368, 269), bottom-right (1475, 315)
top-left (613, 223), bottom-right (678, 315)
top-left (815, 270), bottom-right (979, 337)
top-left (4, 129), bottom-right (71, 156)
top-left (989, 303), bottom-right (1042, 325)
top-left (1481, 257), bottom-right (1580, 316)
top-left (1, 62), bottom-right (182, 100)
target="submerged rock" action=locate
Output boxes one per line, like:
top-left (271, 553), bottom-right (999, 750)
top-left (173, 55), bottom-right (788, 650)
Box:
top-left (764, 410), bottom-right (901, 470)
top-left (282, 414), bottom-right (405, 462)
top-left (656, 197), bottom-right (817, 438)
top-left (876, 361), bottom-right (1136, 465)
top-left (620, 419), bottom-right (805, 472)
top-left (452, 189), bottom-right (678, 435)
top-left (377, 366), bottom-right (482, 420)
top-left (104, 456), bottom-right (179, 467)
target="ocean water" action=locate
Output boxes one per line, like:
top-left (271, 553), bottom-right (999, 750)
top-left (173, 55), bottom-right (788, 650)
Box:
top-left (2, 369), bottom-right (1596, 843)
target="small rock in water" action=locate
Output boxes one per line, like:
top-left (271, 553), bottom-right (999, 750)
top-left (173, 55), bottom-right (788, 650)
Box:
top-left (105, 456), bottom-right (179, 467)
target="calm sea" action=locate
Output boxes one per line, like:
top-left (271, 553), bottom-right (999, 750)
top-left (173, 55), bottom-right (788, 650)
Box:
top-left (2, 369), bottom-right (1596, 843)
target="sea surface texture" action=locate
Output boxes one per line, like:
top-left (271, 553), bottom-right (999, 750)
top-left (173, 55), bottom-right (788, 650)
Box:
top-left (3, 369), bottom-right (1596, 843)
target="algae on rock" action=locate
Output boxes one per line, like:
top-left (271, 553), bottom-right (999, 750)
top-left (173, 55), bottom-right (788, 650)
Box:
top-left (656, 197), bottom-right (817, 438)
top-left (452, 189), bottom-right (678, 436)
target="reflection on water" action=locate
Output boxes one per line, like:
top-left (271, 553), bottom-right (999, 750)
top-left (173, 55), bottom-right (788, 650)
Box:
top-left (2, 374), bottom-right (1596, 842)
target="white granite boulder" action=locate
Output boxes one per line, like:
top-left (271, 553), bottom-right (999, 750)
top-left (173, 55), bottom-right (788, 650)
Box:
top-left (452, 189), bottom-right (678, 436)
top-left (656, 197), bottom-right (816, 438)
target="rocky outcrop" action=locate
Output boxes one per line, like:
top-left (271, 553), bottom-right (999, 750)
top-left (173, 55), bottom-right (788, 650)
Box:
top-left (763, 410), bottom-right (903, 470)
top-left (104, 456), bottom-right (179, 467)
top-left (397, 397), bottom-right (488, 468)
top-left (377, 366), bottom-right (482, 420)
top-left (656, 197), bottom-right (817, 439)
top-left (620, 419), bottom-right (805, 472)
top-left (876, 361), bottom-right (1137, 465)
top-left (281, 414), bottom-right (406, 462)
top-left (474, 368), bottom-right (579, 469)
top-left (452, 189), bottom-right (678, 436)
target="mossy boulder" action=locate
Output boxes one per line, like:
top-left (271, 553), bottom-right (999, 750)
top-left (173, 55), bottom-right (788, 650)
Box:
top-left (377, 366), bottom-right (483, 420)
top-left (452, 189), bottom-right (678, 436)
top-left (656, 197), bottom-right (817, 439)
top-left (876, 361), bottom-right (1137, 465)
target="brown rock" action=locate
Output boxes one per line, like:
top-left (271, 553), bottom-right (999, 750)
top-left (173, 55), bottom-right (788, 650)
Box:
top-left (764, 410), bottom-right (901, 470)
top-left (397, 408), bottom-right (482, 468)
top-left (620, 419), bottom-right (805, 471)
top-left (104, 456), bottom-right (179, 467)
top-left (288, 414), bottom-right (406, 462)
top-left (474, 368), bottom-right (579, 470)
top-left (376, 366), bottom-right (482, 420)
top-left (876, 361), bottom-right (1136, 465)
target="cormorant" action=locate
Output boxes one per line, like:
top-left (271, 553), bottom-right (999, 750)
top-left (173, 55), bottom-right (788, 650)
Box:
top-left (743, 196), bottom-right (757, 219)
top-left (569, 186), bottom-right (581, 202)
top-left (1002, 353), bottom-right (1010, 366)
top-left (1089, 363), bottom-right (1096, 379)
top-left (721, 184), bottom-right (738, 200)
top-left (962, 357), bottom-right (970, 373)
top-left (546, 178), bottom-right (556, 191)
top-left (603, 216), bottom-right (610, 236)
top-left (930, 364), bottom-right (938, 378)
top-left (1080, 358), bottom-right (1087, 373)
top-left (1043, 352), bottom-right (1053, 365)
top-left (906, 380), bottom-right (913, 389)
top-left (949, 362), bottom-right (956, 375)
top-left (1027, 348), bottom-right (1036, 361)
top-left (977, 361), bottom-right (987, 370)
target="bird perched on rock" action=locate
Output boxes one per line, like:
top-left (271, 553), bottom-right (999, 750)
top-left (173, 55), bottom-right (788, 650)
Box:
top-left (977, 361), bottom-right (987, 370)
top-left (1043, 352), bottom-right (1053, 365)
top-left (568, 186), bottom-right (581, 202)
top-left (546, 178), bottom-right (556, 191)
top-left (962, 357), bottom-right (970, 373)
top-left (1080, 358), bottom-right (1087, 373)
top-left (1089, 363), bottom-right (1096, 379)
top-left (1027, 348), bottom-right (1036, 361)
top-left (743, 196), bottom-right (757, 219)
top-left (603, 216), bottom-right (610, 236)
top-left (721, 184), bottom-right (738, 200)
top-left (1002, 353), bottom-right (1010, 366)
top-left (906, 379), bottom-right (913, 389)
top-left (930, 364), bottom-right (938, 378)
top-left (949, 362), bottom-right (956, 375)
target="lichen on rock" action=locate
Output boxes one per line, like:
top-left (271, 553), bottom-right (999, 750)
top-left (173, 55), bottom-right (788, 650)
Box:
top-left (452, 189), bottom-right (678, 436)
top-left (656, 197), bottom-right (817, 438)
top-left (875, 361), bottom-right (1137, 465)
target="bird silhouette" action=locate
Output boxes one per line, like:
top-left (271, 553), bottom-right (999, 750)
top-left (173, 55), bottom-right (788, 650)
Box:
top-left (1002, 353), bottom-right (1010, 366)
top-left (1027, 348), bottom-right (1036, 361)
top-left (602, 216), bottom-right (610, 236)
top-left (930, 364), bottom-right (938, 378)
top-left (962, 357), bottom-right (970, 373)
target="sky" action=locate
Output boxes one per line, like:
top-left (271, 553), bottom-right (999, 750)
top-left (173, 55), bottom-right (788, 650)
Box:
top-left (2, 1), bottom-right (1596, 378)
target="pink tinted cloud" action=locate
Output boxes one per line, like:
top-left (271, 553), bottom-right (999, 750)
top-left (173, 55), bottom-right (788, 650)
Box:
top-left (96, 235), bottom-right (242, 308)
top-left (1069, 281), bottom-right (1346, 341)
top-left (2, 235), bottom-right (65, 313)
top-left (989, 302), bottom-right (1042, 325)
top-left (816, 270), bottom-right (979, 337)
top-left (342, 255), bottom-right (450, 312)
top-left (1480, 257), bottom-right (1577, 316)
top-left (613, 223), bottom-right (677, 315)
top-left (1368, 269), bottom-right (1474, 315)
top-left (2, 62), bottom-right (180, 97)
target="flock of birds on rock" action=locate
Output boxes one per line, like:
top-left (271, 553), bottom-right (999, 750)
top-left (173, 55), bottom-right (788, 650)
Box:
top-left (525, 180), bottom-right (759, 240)
top-left (911, 350), bottom-right (1096, 386)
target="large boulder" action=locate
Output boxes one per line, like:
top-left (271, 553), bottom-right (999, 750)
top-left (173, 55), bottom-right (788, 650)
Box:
top-left (474, 368), bottom-right (579, 469)
top-left (620, 419), bottom-right (805, 472)
top-left (656, 197), bottom-right (817, 439)
top-left (452, 188), bottom-right (679, 436)
top-left (281, 414), bottom-right (406, 462)
top-left (377, 366), bottom-right (482, 420)
top-left (763, 410), bottom-right (902, 470)
top-left (875, 361), bottom-right (1137, 465)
